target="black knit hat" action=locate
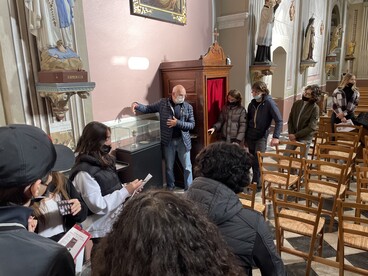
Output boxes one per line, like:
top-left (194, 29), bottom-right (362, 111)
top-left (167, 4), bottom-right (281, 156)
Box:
top-left (0, 124), bottom-right (56, 188)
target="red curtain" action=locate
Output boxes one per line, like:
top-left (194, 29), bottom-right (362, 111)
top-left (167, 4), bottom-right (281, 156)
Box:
top-left (207, 78), bottom-right (226, 128)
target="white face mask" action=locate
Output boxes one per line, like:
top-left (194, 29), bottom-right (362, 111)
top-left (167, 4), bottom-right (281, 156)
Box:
top-left (253, 94), bottom-right (262, 100)
top-left (174, 96), bottom-right (185, 104)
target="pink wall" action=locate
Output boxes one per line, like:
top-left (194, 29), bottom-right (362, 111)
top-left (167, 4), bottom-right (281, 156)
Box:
top-left (82, 0), bottom-right (213, 122)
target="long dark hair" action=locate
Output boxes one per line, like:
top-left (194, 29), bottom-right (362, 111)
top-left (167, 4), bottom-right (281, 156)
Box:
top-left (75, 121), bottom-right (113, 168)
top-left (194, 142), bottom-right (253, 193)
top-left (92, 190), bottom-right (244, 276)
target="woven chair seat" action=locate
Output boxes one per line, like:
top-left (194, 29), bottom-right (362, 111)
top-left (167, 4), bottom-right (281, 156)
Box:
top-left (279, 159), bottom-right (302, 170)
top-left (320, 165), bottom-right (351, 176)
top-left (264, 174), bottom-right (299, 187)
top-left (329, 150), bottom-right (357, 160)
top-left (239, 198), bottom-right (266, 214)
top-left (308, 181), bottom-right (346, 197)
top-left (344, 222), bottom-right (368, 250)
top-left (279, 209), bottom-right (325, 236)
top-left (361, 192), bottom-right (368, 202)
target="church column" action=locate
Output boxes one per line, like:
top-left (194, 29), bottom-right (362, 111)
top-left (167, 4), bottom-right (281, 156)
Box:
top-left (356, 0), bottom-right (368, 78)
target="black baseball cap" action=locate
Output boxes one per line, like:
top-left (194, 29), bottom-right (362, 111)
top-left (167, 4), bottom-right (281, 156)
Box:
top-left (0, 124), bottom-right (56, 188)
top-left (53, 144), bottom-right (75, 172)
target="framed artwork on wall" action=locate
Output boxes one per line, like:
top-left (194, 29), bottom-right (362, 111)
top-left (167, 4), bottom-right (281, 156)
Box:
top-left (130, 0), bottom-right (187, 25)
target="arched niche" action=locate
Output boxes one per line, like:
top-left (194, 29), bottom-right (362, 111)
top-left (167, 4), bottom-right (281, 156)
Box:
top-left (268, 46), bottom-right (287, 131)
top-left (327, 5), bottom-right (342, 78)
top-left (271, 46), bottom-right (287, 99)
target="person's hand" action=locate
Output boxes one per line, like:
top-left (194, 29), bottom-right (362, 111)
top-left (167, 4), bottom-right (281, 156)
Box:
top-left (167, 116), bottom-right (178, 128)
top-left (288, 134), bottom-right (296, 141)
top-left (125, 179), bottom-right (143, 195)
top-left (337, 112), bottom-right (345, 120)
top-left (208, 128), bottom-right (215, 135)
top-left (69, 199), bottom-right (82, 216)
top-left (341, 117), bottom-right (347, 123)
top-left (232, 141), bottom-right (239, 146)
top-left (28, 216), bottom-right (37, 232)
top-left (131, 102), bottom-right (138, 114)
top-left (270, 138), bottom-right (279, 147)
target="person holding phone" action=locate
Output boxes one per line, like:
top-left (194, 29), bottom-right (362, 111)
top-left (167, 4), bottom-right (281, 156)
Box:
top-left (0, 124), bottom-right (75, 275)
top-left (31, 144), bottom-right (88, 242)
top-left (69, 121), bottom-right (143, 248)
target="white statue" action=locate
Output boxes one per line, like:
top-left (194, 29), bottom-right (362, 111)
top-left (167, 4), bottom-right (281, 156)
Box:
top-left (25, 0), bottom-right (75, 52)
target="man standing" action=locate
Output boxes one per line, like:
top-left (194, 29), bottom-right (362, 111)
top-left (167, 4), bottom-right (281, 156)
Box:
top-left (0, 124), bottom-right (75, 275)
top-left (245, 81), bottom-right (283, 191)
top-left (132, 85), bottom-right (195, 191)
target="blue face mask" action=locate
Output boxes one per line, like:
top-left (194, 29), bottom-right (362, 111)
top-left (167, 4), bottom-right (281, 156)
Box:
top-left (253, 94), bottom-right (262, 100)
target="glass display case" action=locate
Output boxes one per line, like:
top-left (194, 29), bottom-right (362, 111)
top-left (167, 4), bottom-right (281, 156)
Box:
top-left (112, 119), bottom-right (163, 188)
top-left (111, 119), bottom-right (160, 151)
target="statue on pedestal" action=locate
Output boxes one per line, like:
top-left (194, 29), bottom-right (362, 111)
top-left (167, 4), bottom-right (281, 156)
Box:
top-left (254, 0), bottom-right (282, 64)
top-left (302, 17), bottom-right (315, 61)
top-left (25, 0), bottom-right (83, 72)
top-left (329, 24), bottom-right (343, 55)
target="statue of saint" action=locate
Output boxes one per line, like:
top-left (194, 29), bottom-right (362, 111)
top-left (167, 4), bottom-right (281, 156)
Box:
top-left (302, 17), bottom-right (315, 61)
top-left (329, 24), bottom-right (343, 54)
top-left (25, 0), bottom-right (83, 71)
top-left (254, 0), bottom-right (282, 64)
top-left (346, 41), bottom-right (356, 56)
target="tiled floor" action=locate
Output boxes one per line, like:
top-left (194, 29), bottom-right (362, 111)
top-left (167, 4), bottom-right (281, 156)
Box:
top-left (251, 190), bottom-right (368, 276)
top-left (251, 138), bottom-right (368, 275)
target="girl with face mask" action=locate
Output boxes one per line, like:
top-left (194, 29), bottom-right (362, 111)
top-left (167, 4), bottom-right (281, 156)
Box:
top-left (208, 89), bottom-right (247, 145)
top-left (69, 121), bottom-right (143, 250)
top-left (331, 73), bottom-right (360, 131)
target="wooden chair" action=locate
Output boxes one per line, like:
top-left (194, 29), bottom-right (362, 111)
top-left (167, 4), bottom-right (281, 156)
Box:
top-left (272, 188), bottom-right (325, 275)
top-left (315, 143), bottom-right (354, 190)
top-left (257, 152), bottom-right (302, 209)
top-left (326, 131), bottom-right (361, 157)
top-left (303, 158), bottom-right (347, 232)
top-left (275, 141), bottom-right (307, 184)
top-left (337, 199), bottom-right (368, 275)
top-left (363, 148), bottom-right (368, 166)
top-left (238, 183), bottom-right (266, 217)
top-left (308, 116), bottom-right (330, 160)
top-left (356, 165), bottom-right (368, 210)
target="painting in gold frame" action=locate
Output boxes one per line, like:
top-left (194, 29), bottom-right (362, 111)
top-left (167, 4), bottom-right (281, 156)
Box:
top-left (130, 0), bottom-right (187, 25)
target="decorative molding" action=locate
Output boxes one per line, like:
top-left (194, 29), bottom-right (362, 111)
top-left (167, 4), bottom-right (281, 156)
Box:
top-left (250, 64), bottom-right (276, 83)
top-left (217, 12), bottom-right (249, 30)
top-left (36, 82), bottom-right (95, 121)
top-left (300, 60), bottom-right (317, 74)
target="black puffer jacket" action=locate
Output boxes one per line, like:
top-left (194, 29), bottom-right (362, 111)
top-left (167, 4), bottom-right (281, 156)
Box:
top-left (213, 104), bottom-right (247, 143)
top-left (186, 177), bottom-right (286, 276)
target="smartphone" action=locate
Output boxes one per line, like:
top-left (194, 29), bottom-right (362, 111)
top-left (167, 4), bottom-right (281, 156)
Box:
top-left (57, 200), bottom-right (73, 216)
top-left (130, 173), bottom-right (153, 198)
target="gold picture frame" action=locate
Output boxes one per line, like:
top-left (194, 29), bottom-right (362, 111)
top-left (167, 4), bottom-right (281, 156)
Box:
top-left (130, 0), bottom-right (187, 25)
